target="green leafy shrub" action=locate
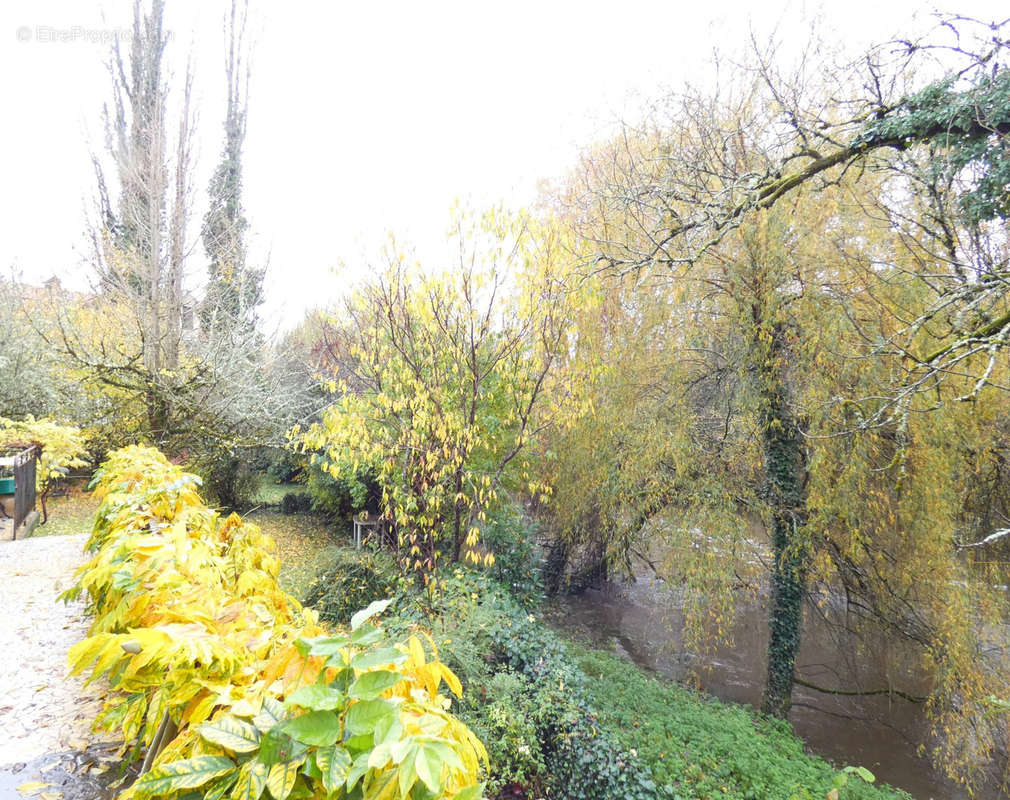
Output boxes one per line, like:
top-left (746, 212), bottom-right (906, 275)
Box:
top-left (304, 456), bottom-right (379, 519)
top-left (280, 491), bottom-right (313, 515)
top-left (428, 585), bottom-right (660, 800)
top-left (266, 446), bottom-right (303, 484)
top-left (464, 670), bottom-right (547, 796)
top-left (303, 548), bottom-right (401, 623)
top-left (189, 444), bottom-right (258, 511)
top-left (478, 504), bottom-right (544, 603)
top-left (478, 598), bottom-right (660, 799)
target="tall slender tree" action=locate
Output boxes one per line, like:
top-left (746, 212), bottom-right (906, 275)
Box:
top-left (60, 0), bottom-right (196, 442)
top-left (35, 0), bottom-right (302, 507)
top-left (201, 0), bottom-right (263, 338)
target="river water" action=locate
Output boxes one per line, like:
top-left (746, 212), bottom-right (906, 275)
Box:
top-left (550, 577), bottom-right (1002, 800)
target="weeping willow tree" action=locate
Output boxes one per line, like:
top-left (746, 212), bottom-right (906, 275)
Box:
top-left (541, 18), bottom-right (1010, 788)
top-left (546, 71), bottom-right (868, 716)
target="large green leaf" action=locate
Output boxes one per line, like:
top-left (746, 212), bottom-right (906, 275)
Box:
top-left (257, 728), bottom-right (307, 767)
top-left (252, 697), bottom-right (286, 733)
top-left (283, 710), bottom-right (342, 747)
top-left (348, 625), bottom-right (384, 646)
top-left (132, 755), bottom-right (234, 797)
top-left (202, 774), bottom-right (237, 800)
top-left (372, 709), bottom-right (403, 745)
top-left (350, 599), bottom-right (392, 630)
top-left (344, 752), bottom-right (370, 793)
top-left (345, 698), bottom-right (396, 736)
top-left (350, 647), bottom-right (406, 670)
top-left (455, 784), bottom-right (486, 800)
top-left (316, 745), bottom-right (353, 794)
top-left (198, 715), bottom-right (261, 753)
top-left (366, 741), bottom-right (392, 769)
top-left (397, 748), bottom-right (418, 798)
top-left (343, 732), bottom-right (374, 752)
top-left (363, 770), bottom-right (397, 800)
top-left (348, 670), bottom-right (401, 700)
top-left (414, 743), bottom-right (444, 793)
top-left (425, 741), bottom-right (464, 773)
top-left (297, 634), bottom-right (349, 657)
top-left (285, 684), bottom-right (346, 711)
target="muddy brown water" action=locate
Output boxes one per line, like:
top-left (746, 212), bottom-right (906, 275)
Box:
top-left (550, 578), bottom-right (1004, 800)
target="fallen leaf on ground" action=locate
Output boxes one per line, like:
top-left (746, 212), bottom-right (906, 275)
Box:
top-left (16, 781), bottom-right (52, 795)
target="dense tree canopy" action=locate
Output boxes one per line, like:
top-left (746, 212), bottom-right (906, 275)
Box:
top-left (539, 14), bottom-right (1010, 785)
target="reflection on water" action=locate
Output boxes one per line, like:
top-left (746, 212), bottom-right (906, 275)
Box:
top-left (550, 578), bottom-right (997, 800)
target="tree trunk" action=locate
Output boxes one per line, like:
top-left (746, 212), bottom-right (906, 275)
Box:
top-left (451, 472), bottom-right (464, 562)
top-left (755, 320), bottom-right (810, 718)
top-left (543, 537), bottom-right (570, 596)
top-left (763, 503), bottom-right (807, 716)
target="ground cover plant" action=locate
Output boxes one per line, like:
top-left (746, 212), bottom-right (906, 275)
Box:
top-left (571, 646), bottom-right (905, 800)
top-left (303, 548), bottom-right (403, 627)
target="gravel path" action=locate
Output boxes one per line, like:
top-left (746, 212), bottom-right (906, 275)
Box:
top-left (0, 534), bottom-right (110, 783)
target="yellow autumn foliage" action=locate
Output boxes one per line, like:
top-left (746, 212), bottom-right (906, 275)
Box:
top-left (64, 445), bottom-right (487, 799)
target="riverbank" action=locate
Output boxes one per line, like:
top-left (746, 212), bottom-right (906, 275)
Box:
top-left (6, 502), bottom-right (915, 800)
top-left (569, 643), bottom-right (909, 800)
top-left (291, 535), bottom-right (911, 800)
top-left (548, 577), bottom-right (987, 800)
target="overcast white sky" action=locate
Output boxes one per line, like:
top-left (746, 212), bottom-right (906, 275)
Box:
top-left (1, 0), bottom-right (1006, 328)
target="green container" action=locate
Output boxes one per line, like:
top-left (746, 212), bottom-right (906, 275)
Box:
top-left (0, 477), bottom-right (14, 494)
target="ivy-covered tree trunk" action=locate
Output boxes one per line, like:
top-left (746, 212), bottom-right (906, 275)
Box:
top-left (755, 319), bottom-right (810, 718)
top-left (762, 469), bottom-right (808, 717)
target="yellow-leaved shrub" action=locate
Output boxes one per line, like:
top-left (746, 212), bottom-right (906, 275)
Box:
top-left (63, 445), bottom-right (487, 799)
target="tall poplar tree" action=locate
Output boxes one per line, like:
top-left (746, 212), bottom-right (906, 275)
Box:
top-left (98, 0), bottom-right (193, 438)
top-left (201, 0), bottom-right (263, 338)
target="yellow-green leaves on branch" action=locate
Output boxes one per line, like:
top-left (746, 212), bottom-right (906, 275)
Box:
top-left (0, 415), bottom-right (88, 496)
top-left (298, 209), bottom-right (586, 583)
